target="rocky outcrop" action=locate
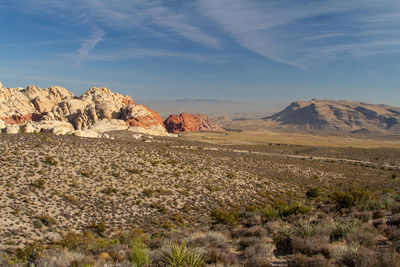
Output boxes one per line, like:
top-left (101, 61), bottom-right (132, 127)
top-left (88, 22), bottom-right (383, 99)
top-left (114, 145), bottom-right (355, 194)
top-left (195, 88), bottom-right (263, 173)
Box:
top-left (263, 99), bottom-right (400, 134)
top-left (164, 113), bottom-right (222, 133)
top-left (0, 82), bottom-right (170, 137)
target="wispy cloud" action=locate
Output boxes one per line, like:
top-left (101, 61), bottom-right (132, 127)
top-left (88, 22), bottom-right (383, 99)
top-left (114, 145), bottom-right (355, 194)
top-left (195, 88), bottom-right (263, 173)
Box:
top-left (7, 0), bottom-right (400, 68)
top-left (11, 0), bottom-right (220, 48)
top-left (76, 27), bottom-right (104, 66)
top-left (198, 0), bottom-right (400, 67)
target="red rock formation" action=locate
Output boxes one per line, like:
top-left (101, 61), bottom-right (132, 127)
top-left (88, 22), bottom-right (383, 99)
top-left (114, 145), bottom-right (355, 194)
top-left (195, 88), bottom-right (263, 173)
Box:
top-left (1, 113), bottom-right (43, 125)
top-left (125, 105), bottom-right (165, 128)
top-left (122, 96), bottom-right (134, 106)
top-left (164, 113), bottom-right (222, 133)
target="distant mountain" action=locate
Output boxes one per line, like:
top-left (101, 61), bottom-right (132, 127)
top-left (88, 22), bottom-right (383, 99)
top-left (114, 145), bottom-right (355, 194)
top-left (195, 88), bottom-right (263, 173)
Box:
top-left (139, 98), bottom-right (281, 120)
top-left (263, 99), bottom-right (400, 134)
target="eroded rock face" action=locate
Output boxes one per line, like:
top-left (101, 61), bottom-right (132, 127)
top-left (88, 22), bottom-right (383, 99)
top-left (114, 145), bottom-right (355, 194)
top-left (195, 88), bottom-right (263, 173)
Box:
top-left (164, 113), bottom-right (222, 133)
top-left (0, 84), bottom-right (168, 137)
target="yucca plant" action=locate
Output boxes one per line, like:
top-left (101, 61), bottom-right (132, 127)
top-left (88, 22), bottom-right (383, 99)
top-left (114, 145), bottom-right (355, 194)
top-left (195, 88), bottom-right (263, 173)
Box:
top-left (184, 248), bottom-right (205, 267)
top-left (162, 242), bottom-right (205, 267)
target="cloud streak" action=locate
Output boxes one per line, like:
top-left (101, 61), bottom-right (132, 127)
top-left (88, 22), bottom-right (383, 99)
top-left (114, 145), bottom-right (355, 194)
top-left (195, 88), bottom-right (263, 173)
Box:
top-left (76, 27), bottom-right (104, 66)
top-left (198, 0), bottom-right (400, 67)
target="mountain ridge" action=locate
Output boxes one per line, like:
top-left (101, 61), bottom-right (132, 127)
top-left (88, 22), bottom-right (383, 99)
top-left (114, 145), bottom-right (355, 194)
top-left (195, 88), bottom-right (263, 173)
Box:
top-left (262, 99), bottom-right (400, 134)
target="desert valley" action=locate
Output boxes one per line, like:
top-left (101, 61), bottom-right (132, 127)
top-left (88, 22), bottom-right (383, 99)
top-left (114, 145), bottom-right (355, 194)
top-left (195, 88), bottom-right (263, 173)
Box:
top-left (0, 83), bottom-right (399, 267)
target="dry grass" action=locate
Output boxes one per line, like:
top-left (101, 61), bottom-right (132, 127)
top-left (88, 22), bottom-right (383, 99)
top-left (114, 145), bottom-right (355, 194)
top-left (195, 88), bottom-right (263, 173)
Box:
top-left (182, 129), bottom-right (400, 148)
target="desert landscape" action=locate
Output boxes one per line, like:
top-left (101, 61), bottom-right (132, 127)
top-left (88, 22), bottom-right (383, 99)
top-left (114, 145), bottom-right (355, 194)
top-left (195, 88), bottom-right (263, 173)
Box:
top-left (0, 84), bottom-right (400, 266)
top-left (2, 1), bottom-right (400, 266)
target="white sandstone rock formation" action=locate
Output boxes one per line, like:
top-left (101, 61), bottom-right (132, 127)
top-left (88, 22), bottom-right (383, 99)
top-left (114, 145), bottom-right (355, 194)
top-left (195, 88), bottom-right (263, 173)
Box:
top-left (0, 84), bottom-right (169, 138)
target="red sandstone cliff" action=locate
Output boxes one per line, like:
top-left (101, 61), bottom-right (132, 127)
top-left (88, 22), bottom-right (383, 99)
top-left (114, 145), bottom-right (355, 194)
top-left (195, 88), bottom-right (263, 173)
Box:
top-left (164, 113), bottom-right (222, 133)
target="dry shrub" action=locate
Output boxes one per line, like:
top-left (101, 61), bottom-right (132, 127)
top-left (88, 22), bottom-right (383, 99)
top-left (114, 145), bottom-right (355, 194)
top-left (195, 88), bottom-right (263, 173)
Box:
top-left (35, 248), bottom-right (84, 267)
top-left (231, 226), bottom-right (267, 239)
top-left (243, 243), bottom-right (275, 267)
top-left (239, 236), bottom-right (260, 250)
top-left (353, 211), bottom-right (372, 223)
top-left (387, 214), bottom-right (400, 226)
top-left (287, 253), bottom-right (332, 267)
top-left (339, 247), bottom-right (400, 267)
top-left (345, 231), bottom-right (375, 248)
top-left (291, 236), bottom-right (331, 259)
top-left (273, 229), bottom-right (294, 253)
top-left (372, 210), bottom-right (386, 219)
top-left (186, 231), bottom-right (228, 248)
top-left (384, 225), bottom-right (400, 242)
top-left (391, 205), bottom-right (400, 214)
top-left (204, 246), bottom-right (237, 266)
top-left (146, 238), bottom-right (164, 249)
top-left (244, 257), bottom-right (272, 267)
top-left (244, 215), bottom-right (262, 227)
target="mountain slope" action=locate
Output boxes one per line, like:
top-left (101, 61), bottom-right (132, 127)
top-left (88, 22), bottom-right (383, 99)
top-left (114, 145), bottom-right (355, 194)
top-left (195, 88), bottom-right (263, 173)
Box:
top-left (263, 99), bottom-right (400, 134)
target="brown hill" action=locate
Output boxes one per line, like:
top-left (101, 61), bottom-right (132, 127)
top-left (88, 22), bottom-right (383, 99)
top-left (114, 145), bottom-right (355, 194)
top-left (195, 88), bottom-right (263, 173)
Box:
top-left (263, 99), bottom-right (400, 134)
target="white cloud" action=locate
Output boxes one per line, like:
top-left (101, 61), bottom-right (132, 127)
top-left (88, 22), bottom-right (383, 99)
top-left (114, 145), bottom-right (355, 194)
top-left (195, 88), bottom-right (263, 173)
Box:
top-left (76, 27), bottom-right (104, 66)
top-left (198, 0), bottom-right (400, 67)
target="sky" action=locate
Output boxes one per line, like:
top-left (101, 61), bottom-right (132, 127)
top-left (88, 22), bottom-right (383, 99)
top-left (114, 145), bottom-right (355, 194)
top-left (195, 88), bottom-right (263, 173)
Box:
top-left (0, 0), bottom-right (400, 106)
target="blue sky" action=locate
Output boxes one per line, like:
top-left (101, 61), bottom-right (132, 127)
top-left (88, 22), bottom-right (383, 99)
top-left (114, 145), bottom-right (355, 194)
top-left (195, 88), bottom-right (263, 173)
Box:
top-left (0, 0), bottom-right (399, 106)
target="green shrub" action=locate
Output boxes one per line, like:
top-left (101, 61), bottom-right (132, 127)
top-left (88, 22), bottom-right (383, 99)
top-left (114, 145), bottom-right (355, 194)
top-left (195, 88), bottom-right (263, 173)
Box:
top-left (331, 192), bottom-right (354, 208)
top-left (271, 200), bottom-right (311, 217)
top-left (261, 207), bottom-right (279, 221)
top-left (331, 189), bottom-right (371, 209)
top-left (306, 187), bottom-right (321, 199)
top-left (211, 207), bottom-right (239, 226)
top-left (130, 237), bottom-right (151, 267)
top-left (282, 202), bottom-right (312, 217)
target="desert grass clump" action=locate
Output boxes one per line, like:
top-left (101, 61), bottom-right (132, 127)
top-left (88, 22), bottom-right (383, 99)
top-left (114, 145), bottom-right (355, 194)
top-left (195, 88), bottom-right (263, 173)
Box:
top-left (101, 187), bottom-right (118, 196)
top-left (88, 221), bottom-right (107, 236)
top-left (330, 222), bottom-right (355, 242)
top-left (44, 155), bottom-right (58, 166)
top-left (345, 231), bottom-right (375, 248)
top-left (36, 215), bottom-right (57, 227)
top-left (31, 178), bottom-right (46, 189)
